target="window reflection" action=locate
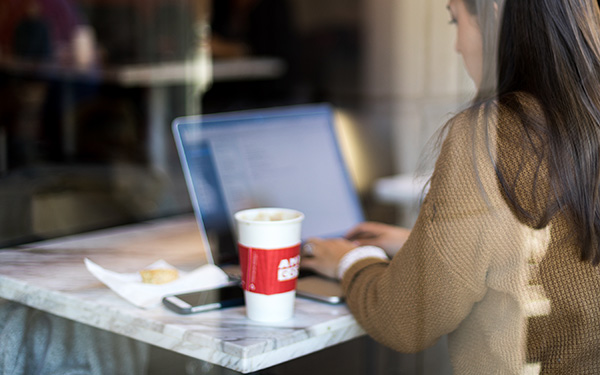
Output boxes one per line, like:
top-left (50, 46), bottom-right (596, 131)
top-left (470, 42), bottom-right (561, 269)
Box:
top-left (0, 0), bottom-right (364, 247)
top-left (0, 0), bottom-right (208, 246)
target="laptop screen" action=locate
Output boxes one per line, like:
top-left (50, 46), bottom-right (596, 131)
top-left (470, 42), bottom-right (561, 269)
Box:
top-left (173, 104), bottom-right (364, 265)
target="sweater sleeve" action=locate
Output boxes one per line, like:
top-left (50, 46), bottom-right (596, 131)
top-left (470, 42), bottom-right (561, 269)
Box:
top-left (341, 108), bottom-right (513, 353)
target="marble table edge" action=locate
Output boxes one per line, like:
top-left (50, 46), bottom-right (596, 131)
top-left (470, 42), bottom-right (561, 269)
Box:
top-left (0, 275), bottom-right (365, 373)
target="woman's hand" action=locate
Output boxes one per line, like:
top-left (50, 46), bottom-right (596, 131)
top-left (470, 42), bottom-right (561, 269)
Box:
top-left (345, 222), bottom-right (411, 257)
top-left (301, 237), bottom-right (357, 279)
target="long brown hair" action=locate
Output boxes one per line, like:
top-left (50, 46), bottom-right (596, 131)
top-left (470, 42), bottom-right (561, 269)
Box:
top-left (495, 0), bottom-right (600, 264)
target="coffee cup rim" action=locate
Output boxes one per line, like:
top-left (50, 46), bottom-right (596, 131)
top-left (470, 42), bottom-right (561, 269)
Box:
top-left (234, 208), bottom-right (304, 224)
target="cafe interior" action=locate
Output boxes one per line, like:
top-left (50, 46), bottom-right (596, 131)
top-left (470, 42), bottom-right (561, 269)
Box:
top-left (0, 0), bottom-right (476, 374)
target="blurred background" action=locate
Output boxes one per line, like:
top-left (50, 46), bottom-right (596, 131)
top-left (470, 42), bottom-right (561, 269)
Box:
top-left (0, 0), bottom-right (474, 248)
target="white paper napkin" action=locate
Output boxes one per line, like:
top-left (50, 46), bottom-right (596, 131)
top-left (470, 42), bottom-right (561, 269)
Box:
top-left (84, 258), bottom-right (230, 308)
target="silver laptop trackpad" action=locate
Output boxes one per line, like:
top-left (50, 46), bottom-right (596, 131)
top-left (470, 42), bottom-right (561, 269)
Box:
top-left (296, 276), bottom-right (344, 304)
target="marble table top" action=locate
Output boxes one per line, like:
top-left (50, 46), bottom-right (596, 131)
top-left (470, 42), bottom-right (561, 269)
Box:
top-left (0, 216), bottom-right (365, 373)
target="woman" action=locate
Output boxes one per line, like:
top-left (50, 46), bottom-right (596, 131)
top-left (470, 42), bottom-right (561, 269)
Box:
top-left (303, 0), bottom-right (600, 373)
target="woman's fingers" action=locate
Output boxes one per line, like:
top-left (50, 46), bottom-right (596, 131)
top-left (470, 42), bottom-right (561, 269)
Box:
top-left (345, 222), bottom-right (382, 240)
top-left (300, 237), bottom-right (357, 279)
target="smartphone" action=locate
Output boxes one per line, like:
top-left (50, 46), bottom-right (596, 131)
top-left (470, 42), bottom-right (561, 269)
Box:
top-left (163, 285), bottom-right (245, 314)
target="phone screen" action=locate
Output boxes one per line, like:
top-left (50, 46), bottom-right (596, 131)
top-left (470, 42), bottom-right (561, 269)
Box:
top-left (163, 285), bottom-right (244, 314)
top-left (178, 286), bottom-right (243, 305)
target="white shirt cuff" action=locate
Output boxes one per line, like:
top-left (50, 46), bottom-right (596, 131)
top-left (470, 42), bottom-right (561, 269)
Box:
top-left (336, 246), bottom-right (388, 280)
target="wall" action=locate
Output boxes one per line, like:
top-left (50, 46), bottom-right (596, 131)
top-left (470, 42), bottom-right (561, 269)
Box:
top-left (362, 0), bottom-right (475, 176)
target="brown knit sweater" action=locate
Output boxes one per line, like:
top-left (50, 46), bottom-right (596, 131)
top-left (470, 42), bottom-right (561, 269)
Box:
top-left (342, 96), bottom-right (600, 374)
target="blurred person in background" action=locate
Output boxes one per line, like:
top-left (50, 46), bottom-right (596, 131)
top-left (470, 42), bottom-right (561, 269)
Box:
top-left (12, 0), bottom-right (52, 62)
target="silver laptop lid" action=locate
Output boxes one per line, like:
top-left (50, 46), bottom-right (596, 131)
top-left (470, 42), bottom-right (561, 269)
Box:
top-left (172, 104), bottom-right (364, 265)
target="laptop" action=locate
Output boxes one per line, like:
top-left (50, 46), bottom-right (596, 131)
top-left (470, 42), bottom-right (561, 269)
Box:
top-left (172, 104), bottom-right (365, 303)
